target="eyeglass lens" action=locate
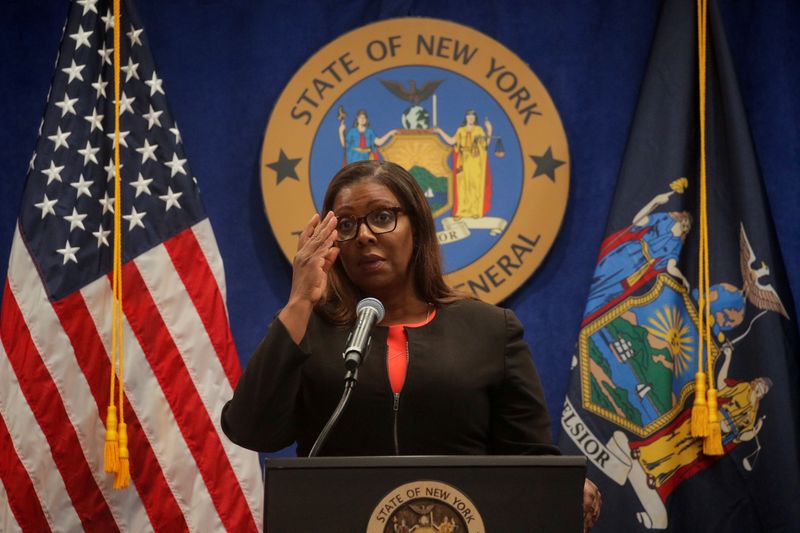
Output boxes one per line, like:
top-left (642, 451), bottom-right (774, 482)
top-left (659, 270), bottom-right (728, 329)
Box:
top-left (336, 208), bottom-right (399, 240)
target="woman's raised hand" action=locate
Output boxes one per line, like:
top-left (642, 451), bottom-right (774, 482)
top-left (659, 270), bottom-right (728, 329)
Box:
top-left (290, 212), bottom-right (339, 307)
top-left (279, 212), bottom-right (339, 344)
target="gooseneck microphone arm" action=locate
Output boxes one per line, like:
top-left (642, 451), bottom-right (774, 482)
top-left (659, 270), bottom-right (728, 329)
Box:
top-left (308, 370), bottom-right (357, 457)
top-left (308, 298), bottom-right (385, 457)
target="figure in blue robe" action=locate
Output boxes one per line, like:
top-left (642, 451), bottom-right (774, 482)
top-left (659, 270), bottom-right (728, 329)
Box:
top-left (338, 109), bottom-right (397, 165)
top-left (344, 126), bottom-right (377, 163)
top-left (583, 189), bottom-right (691, 320)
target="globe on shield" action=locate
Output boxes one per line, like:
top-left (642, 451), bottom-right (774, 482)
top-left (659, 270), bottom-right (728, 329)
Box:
top-left (401, 105), bottom-right (430, 129)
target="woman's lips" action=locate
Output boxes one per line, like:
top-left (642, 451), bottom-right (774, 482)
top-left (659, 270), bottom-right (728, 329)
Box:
top-left (358, 254), bottom-right (385, 271)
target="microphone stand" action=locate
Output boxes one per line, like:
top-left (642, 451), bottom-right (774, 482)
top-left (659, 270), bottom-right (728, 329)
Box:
top-left (308, 365), bottom-right (360, 457)
top-left (309, 298), bottom-right (382, 457)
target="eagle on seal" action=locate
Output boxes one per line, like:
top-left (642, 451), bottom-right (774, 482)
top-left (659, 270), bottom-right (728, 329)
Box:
top-left (379, 79), bottom-right (444, 105)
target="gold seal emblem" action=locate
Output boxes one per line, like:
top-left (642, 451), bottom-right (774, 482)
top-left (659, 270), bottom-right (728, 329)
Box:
top-left (366, 480), bottom-right (485, 533)
top-left (261, 17), bottom-right (569, 303)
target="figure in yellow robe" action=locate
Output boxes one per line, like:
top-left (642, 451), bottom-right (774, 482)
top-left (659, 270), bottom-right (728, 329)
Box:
top-left (436, 110), bottom-right (493, 218)
top-left (629, 377), bottom-right (770, 498)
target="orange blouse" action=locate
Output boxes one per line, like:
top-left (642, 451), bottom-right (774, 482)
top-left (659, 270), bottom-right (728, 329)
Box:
top-left (386, 309), bottom-right (436, 394)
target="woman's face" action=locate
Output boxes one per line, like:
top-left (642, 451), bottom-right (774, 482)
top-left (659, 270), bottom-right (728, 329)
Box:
top-left (332, 180), bottom-right (414, 298)
top-left (465, 113), bottom-right (476, 125)
top-left (669, 212), bottom-right (691, 239)
top-left (357, 113), bottom-right (368, 127)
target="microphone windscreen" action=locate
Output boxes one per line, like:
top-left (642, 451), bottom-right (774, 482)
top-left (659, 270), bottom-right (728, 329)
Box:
top-left (356, 297), bottom-right (385, 322)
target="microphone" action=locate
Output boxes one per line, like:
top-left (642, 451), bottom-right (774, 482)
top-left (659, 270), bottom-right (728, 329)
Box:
top-left (343, 297), bottom-right (385, 371)
top-left (310, 297), bottom-right (384, 456)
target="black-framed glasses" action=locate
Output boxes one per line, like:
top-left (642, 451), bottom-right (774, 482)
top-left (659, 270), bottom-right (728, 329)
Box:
top-left (335, 207), bottom-right (404, 242)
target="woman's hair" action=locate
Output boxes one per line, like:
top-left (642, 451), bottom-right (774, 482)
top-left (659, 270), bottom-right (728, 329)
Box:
top-left (460, 109), bottom-right (478, 126)
top-left (351, 109), bottom-right (370, 128)
top-left (668, 211), bottom-right (692, 241)
top-left (317, 160), bottom-right (465, 324)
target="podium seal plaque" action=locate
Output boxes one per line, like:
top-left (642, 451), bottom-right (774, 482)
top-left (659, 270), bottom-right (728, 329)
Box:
top-left (366, 480), bottom-right (485, 533)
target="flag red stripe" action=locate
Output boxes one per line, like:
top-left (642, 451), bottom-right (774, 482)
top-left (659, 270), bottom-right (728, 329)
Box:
top-left (121, 263), bottom-right (257, 533)
top-left (0, 408), bottom-right (51, 533)
top-left (52, 291), bottom-right (189, 533)
top-left (0, 280), bottom-right (118, 532)
top-left (163, 228), bottom-right (241, 388)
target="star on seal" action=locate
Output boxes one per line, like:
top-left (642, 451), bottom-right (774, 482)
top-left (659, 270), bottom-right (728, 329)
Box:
top-left (267, 150), bottom-right (301, 184)
top-left (530, 147), bottom-right (565, 182)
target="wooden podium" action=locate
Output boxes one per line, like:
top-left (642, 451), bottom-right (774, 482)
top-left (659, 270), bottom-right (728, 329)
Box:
top-left (264, 455), bottom-right (586, 532)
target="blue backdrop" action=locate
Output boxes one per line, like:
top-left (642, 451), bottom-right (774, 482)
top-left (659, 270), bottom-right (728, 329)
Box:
top-left (1, 0), bottom-right (798, 447)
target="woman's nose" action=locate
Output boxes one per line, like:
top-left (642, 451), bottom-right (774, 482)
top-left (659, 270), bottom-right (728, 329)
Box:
top-left (355, 220), bottom-right (377, 244)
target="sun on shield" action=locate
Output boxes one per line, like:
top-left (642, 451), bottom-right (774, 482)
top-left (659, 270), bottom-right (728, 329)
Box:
top-left (379, 131), bottom-right (453, 218)
top-left (579, 275), bottom-right (719, 438)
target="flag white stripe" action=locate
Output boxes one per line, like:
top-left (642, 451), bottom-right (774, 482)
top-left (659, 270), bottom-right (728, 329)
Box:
top-left (189, 221), bottom-right (264, 527)
top-left (134, 237), bottom-right (264, 526)
top-left (80, 270), bottom-right (225, 533)
top-left (0, 474), bottom-right (24, 533)
top-left (193, 220), bottom-right (264, 528)
top-left (191, 221), bottom-right (264, 527)
top-left (134, 242), bottom-right (233, 417)
top-left (8, 229), bottom-right (152, 533)
top-left (0, 335), bottom-right (74, 532)
top-left (192, 219), bottom-right (229, 305)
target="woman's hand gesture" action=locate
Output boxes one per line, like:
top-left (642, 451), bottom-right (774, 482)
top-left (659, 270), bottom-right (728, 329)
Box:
top-left (290, 212), bottom-right (339, 306)
top-left (279, 212), bottom-right (339, 343)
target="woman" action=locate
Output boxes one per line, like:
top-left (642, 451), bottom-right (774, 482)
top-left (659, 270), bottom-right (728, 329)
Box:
top-left (338, 109), bottom-right (397, 164)
top-left (221, 160), bottom-right (600, 527)
top-left (435, 110), bottom-right (492, 218)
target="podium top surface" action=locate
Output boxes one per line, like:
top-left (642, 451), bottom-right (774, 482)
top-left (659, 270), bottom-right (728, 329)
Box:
top-left (265, 454), bottom-right (586, 469)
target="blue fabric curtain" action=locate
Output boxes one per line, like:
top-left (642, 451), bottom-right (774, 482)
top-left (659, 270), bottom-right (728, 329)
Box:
top-left (1, 0), bottom-right (797, 445)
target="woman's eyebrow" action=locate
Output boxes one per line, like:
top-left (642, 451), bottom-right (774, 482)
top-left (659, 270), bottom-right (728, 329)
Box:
top-left (335, 200), bottom-right (397, 212)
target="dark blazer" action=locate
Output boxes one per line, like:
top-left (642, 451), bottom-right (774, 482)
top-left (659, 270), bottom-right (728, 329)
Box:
top-left (221, 298), bottom-right (553, 456)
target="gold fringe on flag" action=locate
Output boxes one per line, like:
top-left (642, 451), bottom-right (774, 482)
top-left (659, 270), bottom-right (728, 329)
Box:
top-left (704, 388), bottom-right (724, 454)
top-left (103, 405), bottom-right (119, 472)
top-left (691, 372), bottom-right (708, 436)
top-left (114, 422), bottom-right (130, 489)
top-left (692, 0), bottom-right (724, 454)
top-left (690, 0), bottom-right (709, 439)
top-left (103, 0), bottom-right (132, 487)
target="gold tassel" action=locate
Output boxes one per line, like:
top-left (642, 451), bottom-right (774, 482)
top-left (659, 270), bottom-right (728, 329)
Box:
top-left (703, 388), bottom-right (724, 455)
top-left (114, 422), bottom-right (130, 488)
top-left (103, 406), bottom-right (119, 473)
top-left (690, 372), bottom-right (709, 437)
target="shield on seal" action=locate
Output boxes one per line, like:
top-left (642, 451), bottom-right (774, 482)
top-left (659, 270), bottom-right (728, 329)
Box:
top-left (578, 274), bottom-right (719, 438)
top-left (379, 130), bottom-right (453, 218)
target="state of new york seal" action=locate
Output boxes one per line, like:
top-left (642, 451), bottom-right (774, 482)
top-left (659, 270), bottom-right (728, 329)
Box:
top-left (261, 18), bottom-right (569, 303)
top-left (366, 480), bottom-right (485, 533)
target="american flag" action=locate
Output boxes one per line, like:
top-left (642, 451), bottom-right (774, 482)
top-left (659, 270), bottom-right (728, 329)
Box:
top-left (0, 0), bottom-right (262, 531)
